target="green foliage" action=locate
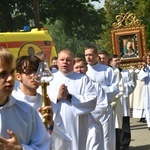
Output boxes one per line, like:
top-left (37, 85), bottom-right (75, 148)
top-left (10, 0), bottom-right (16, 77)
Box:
top-left (43, 20), bottom-right (97, 57)
top-left (0, 1), bottom-right (105, 38)
top-left (0, 0), bottom-right (106, 57)
top-left (0, 0), bottom-right (34, 31)
top-left (96, 25), bottom-right (112, 53)
top-left (1, 0), bottom-right (150, 56)
top-left (99, 0), bottom-right (150, 54)
top-left (133, 0), bottom-right (150, 50)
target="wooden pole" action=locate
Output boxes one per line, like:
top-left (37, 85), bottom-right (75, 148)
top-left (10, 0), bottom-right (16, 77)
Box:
top-left (33, 0), bottom-right (40, 29)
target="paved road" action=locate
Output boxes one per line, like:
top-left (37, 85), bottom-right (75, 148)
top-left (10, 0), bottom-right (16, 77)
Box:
top-left (130, 118), bottom-right (150, 150)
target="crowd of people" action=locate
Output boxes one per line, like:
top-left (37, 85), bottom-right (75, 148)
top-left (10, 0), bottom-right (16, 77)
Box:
top-left (0, 45), bottom-right (149, 150)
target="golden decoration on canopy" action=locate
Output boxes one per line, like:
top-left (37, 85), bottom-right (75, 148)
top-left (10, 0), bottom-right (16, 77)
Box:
top-left (112, 12), bottom-right (141, 28)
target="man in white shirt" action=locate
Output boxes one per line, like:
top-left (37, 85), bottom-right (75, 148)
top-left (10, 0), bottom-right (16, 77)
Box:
top-left (138, 52), bottom-right (150, 130)
top-left (47, 49), bottom-right (97, 150)
top-left (0, 46), bottom-right (50, 149)
top-left (74, 57), bottom-right (108, 150)
top-left (109, 54), bottom-right (135, 150)
top-left (84, 45), bottom-right (119, 150)
top-left (98, 50), bottom-right (110, 65)
top-left (12, 55), bottom-right (53, 132)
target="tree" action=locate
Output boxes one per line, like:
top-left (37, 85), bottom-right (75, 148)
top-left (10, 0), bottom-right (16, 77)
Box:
top-left (0, 0), bottom-right (105, 41)
top-left (44, 20), bottom-right (97, 56)
top-left (98, 0), bottom-right (150, 54)
top-left (133, 0), bottom-right (150, 50)
top-left (0, 0), bottom-right (35, 31)
top-left (0, 0), bottom-right (106, 57)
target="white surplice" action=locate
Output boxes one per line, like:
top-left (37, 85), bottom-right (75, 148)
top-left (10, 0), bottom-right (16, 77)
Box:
top-left (120, 69), bottom-right (135, 116)
top-left (12, 89), bottom-right (42, 117)
top-left (111, 67), bottom-right (124, 129)
top-left (86, 63), bottom-right (119, 150)
top-left (128, 69), bottom-right (136, 109)
top-left (86, 82), bottom-right (108, 150)
top-left (131, 69), bottom-right (145, 118)
top-left (0, 95), bottom-right (50, 150)
top-left (138, 65), bottom-right (150, 127)
top-left (47, 71), bottom-right (97, 150)
top-left (12, 84), bottom-right (54, 149)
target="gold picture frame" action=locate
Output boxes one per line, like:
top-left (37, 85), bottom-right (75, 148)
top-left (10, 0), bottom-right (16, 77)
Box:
top-left (111, 13), bottom-right (147, 68)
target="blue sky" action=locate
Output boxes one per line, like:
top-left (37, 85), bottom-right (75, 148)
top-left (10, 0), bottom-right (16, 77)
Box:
top-left (90, 0), bottom-right (105, 9)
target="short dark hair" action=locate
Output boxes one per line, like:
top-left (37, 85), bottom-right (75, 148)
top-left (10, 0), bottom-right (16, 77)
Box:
top-left (49, 64), bottom-right (58, 70)
top-left (99, 50), bottom-right (109, 56)
top-left (52, 56), bottom-right (58, 61)
top-left (16, 55), bottom-right (41, 74)
top-left (74, 57), bottom-right (87, 66)
top-left (84, 45), bottom-right (98, 54)
top-left (108, 54), bottom-right (119, 64)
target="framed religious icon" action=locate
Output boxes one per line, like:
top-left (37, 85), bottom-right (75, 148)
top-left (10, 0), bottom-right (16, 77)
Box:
top-left (111, 12), bottom-right (147, 68)
top-left (111, 26), bottom-right (146, 63)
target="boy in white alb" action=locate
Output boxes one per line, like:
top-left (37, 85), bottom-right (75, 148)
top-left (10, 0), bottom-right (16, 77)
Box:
top-left (85, 45), bottom-right (119, 150)
top-left (74, 57), bottom-right (108, 150)
top-left (12, 55), bottom-right (53, 131)
top-left (0, 47), bottom-right (50, 149)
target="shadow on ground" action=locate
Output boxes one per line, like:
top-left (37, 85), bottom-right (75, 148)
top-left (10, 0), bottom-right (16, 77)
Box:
top-left (130, 122), bottom-right (148, 130)
top-left (130, 145), bottom-right (150, 150)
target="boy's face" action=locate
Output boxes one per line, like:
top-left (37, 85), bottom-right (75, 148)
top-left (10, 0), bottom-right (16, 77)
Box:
top-left (110, 57), bottom-right (120, 68)
top-left (98, 54), bottom-right (109, 65)
top-left (74, 61), bottom-right (87, 74)
top-left (85, 49), bottom-right (98, 66)
top-left (52, 60), bottom-right (57, 65)
top-left (147, 56), bottom-right (150, 65)
top-left (0, 60), bottom-right (15, 98)
top-left (16, 63), bottom-right (39, 91)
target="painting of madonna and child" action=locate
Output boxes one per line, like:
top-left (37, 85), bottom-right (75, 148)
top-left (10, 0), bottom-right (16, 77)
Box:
top-left (119, 35), bottom-right (139, 59)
